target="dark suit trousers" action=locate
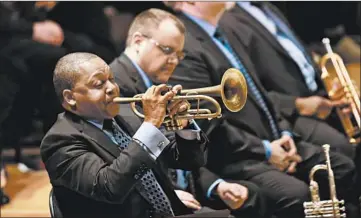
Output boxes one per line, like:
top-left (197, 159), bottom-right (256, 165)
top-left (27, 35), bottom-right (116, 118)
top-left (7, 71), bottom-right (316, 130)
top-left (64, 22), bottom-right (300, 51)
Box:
top-left (246, 141), bottom-right (359, 218)
top-left (293, 116), bottom-right (356, 158)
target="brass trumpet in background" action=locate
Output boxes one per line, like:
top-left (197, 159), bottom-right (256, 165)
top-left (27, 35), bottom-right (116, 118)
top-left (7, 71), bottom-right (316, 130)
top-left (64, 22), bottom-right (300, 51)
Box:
top-left (319, 38), bottom-right (360, 144)
top-left (303, 144), bottom-right (346, 218)
top-left (113, 68), bottom-right (248, 131)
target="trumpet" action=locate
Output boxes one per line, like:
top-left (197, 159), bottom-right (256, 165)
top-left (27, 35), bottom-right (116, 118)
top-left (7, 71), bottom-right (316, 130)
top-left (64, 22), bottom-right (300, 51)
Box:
top-left (113, 68), bottom-right (248, 131)
top-left (319, 38), bottom-right (361, 144)
top-left (303, 144), bottom-right (346, 218)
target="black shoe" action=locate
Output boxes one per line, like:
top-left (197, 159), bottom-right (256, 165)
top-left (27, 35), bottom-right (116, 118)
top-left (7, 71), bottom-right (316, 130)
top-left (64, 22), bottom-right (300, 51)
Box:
top-left (0, 189), bottom-right (10, 206)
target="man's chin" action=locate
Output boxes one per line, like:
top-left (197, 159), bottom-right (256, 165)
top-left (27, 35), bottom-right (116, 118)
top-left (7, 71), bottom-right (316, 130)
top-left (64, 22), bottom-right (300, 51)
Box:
top-left (156, 71), bottom-right (173, 84)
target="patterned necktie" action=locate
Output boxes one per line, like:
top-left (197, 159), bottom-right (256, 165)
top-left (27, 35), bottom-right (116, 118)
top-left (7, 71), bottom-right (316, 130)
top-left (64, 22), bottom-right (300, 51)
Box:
top-left (214, 28), bottom-right (280, 139)
top-left (104, 120), bottom-right (174, 216)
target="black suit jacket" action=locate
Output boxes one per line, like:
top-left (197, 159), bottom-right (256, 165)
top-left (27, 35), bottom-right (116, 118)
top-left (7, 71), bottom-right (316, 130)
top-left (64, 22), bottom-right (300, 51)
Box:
top-left (169, 13), bottom-right (299, 179)
top-left (109, 53), bottom-right (229, 199)
top-left (0, 2), bottom-right (116, 62)
top-left (220, 3), bottom-right (327, 118)
top-left (41, 109), bottom-right (207, 218)
top-left (110, 54), bottom-right (148, 97)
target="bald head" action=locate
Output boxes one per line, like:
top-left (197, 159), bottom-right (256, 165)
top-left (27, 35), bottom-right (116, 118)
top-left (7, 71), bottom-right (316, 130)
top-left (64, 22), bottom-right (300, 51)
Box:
top-left (53, 52), bottom-right (100, 103)
top-left (126, 8), bottom-right (185, 46)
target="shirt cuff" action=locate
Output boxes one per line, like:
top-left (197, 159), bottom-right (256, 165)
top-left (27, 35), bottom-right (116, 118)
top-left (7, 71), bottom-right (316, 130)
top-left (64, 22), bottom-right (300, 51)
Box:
top-left (262, 140), bottom-right (272, 160)
top-left (281, 131), bottom-right (293, 138)
top-left (175, 119), bottom-right (201, 140)
top-left (133, 122), bottom-right (170, 160)
top-left (206, 178), bottom-right (225, 199)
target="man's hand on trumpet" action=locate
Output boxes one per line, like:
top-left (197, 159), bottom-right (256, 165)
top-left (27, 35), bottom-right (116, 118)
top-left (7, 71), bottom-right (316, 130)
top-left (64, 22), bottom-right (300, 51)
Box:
top-left (167, 85), bottom-right (191, 118)
top-left (142, 84), bottom-right (176, 128)
top-left (295, 95), bottom-right (351, 120)
top-left (142, 84), bottom-right (191, 128)
top-left (165, 85), bottom-right (192, 128)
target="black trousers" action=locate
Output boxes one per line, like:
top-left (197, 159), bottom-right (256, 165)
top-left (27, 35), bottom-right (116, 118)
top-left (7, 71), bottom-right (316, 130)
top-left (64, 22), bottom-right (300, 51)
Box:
top-left (246, 141), bottom-right (359, 218)
top-left (293, 116), bottom-right (355, 158)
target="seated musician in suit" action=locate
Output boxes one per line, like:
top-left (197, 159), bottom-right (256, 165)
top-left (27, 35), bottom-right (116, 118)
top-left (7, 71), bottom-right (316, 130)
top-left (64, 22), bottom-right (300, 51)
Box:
top-left (41, 52), bottom-right (266, 218)
top-left (109, 8), bottom-right (268, 218)
top-left (219, 2), bottom-right (356, 157)
top-left (165, 2), bottom-right (360, 218)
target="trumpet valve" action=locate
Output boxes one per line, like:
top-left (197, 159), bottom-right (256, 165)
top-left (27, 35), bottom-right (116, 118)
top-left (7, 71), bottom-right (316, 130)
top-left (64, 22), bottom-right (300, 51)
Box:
top-left (164, 118), bottom-right (184, 131)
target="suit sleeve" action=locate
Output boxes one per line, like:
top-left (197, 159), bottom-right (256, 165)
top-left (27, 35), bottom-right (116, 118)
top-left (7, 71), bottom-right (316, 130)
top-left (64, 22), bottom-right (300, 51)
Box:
top-left (41, 132), bottom-right (157, 204)
top-left (160, 129), bottom-right (207, 171)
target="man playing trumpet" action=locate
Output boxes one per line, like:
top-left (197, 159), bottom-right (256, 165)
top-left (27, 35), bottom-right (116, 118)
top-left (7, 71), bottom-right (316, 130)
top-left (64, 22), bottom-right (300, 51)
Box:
top-left (41, 52), bottom-right (211, 218)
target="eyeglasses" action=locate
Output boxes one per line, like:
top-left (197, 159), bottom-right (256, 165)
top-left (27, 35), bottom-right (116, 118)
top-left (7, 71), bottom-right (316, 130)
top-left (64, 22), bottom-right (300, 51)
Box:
top-left (142, 34), bottom-right (185, 61)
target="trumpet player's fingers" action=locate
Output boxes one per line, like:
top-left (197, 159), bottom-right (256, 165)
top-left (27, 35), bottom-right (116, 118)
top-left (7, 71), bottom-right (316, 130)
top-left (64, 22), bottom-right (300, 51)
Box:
top-left (144, 85), bottom-right (156, 95)
top-left (168, 100), bottom-right (185, 117)
top-left (171, 84), bottom-right (183, 95)
top-left (154, 85), bottom-right (175, 102)
top-left (168, 99), bottom-right (190, 112)
top-left (332, 98), bottom-right (350, 108)
top-left (154, 84), bottom-right (170, 96)
top-left (332, 98), bottom-right (352, 115)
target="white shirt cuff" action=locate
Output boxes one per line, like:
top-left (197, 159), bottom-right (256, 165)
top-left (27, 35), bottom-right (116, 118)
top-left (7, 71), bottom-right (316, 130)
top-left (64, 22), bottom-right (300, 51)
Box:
top-left (133, 122), bottom-right (170, 160)
top-left (206, 178), bottom-right (225, 199)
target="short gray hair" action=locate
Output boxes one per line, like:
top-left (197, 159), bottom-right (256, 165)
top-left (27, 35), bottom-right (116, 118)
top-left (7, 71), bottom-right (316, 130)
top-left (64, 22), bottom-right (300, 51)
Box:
top-left (53, 52), bottom-right (99, 103)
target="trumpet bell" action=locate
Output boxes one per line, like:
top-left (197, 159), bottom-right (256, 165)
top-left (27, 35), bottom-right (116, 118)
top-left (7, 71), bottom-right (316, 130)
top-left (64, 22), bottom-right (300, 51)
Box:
top-left (221, 68), bottom-right (248, 112)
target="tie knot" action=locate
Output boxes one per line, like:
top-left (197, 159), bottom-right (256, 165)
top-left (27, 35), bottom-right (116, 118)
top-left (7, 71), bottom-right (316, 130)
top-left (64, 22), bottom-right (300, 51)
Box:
top-left (213, 27), bottom-right (223, 40)
top-left (102, 119), bottom-right (114, 132)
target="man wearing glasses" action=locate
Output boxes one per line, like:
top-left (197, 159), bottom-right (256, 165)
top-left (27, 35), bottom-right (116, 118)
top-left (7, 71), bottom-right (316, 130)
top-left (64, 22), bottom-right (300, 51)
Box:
top-left (109, 8), bottom-right (269, 218)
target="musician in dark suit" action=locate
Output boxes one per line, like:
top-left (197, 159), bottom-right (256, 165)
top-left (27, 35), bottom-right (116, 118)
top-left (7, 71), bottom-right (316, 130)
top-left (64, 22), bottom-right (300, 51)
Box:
top-left (165, 2), bottom-right (360, 218)
top-left (109, 8), bottom-right (268, 218)
top-left (41, 51), bottom-right (213, 218)
top-left (219, 2), bottom-right (355, 157)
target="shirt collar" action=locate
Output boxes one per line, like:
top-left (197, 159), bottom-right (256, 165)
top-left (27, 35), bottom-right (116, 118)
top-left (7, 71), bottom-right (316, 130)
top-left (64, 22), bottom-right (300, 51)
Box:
top-left (87, 119), bottom-right (104, 130)
top-left (182, 12), bottom-right (217, 37)
top-left (125, 53), bottom-right (153, 88)
top-left (237, 1), bottom-right (251, 8)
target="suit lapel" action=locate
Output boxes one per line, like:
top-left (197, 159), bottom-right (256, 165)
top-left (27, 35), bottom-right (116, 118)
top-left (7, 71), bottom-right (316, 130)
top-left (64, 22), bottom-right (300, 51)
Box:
top-left (178, 13), bottom-right (229, 66)
top-left (65, 111), bottom-right (121, 157)
top-left (232, 5), bottom-right (291, 59)
top-left (223, 27), bottom-right (274, 111)
top-left (65, 112), bottom-right (172, 207)
top-left (179, 13), bottom-right (267, 111)
top-left (232, 3), bottom-right (322, 90)
top-left (114, 105), bottom-right (142, 136)
top-left (116, 54), bottom-right (148, 95)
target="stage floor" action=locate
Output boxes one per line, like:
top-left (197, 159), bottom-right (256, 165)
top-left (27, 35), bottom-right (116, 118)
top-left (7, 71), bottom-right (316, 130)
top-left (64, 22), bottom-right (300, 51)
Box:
top-left (1, 164), bottom-right (51, 217)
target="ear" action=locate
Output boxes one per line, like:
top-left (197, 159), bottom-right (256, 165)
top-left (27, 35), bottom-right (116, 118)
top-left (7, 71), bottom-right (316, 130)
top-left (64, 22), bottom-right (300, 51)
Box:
top-left (63, 89), bottom-right (76, 107)
top-left (131, 32), bottom-right (146, 48)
